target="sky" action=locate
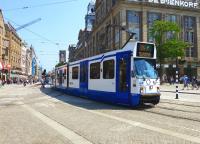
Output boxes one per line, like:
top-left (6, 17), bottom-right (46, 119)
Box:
top-left (0, 0), bottom-right (92, 71)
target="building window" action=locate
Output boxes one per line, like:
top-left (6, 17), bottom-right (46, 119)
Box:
top-left (183, 16), bottom-right (196, 57)
top-left (90, 62), bottom-right (100, 79)
top-left (147, 12), bottom-right (161, 42)
top-left (103, 59), bottom-right (114, 79)
top-left (112, 0), bottom-right (116, 6)
top-left (72, 66), bottom-right (79, 79)
top-left (165, 14), bottom-right (178, 40)
top-left (113, 12), bottom-right (121, 50)
top-left (184, 16), bottom-right (195, 29)
top-left (0, 26), bottom-right (3, 35)
top-left (127, 10), bottom-right (141, 41)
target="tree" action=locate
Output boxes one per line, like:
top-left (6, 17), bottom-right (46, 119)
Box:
top-left (150, 21), bottom-right (188, 61)
top-left (150, 20), bottom-right (188, 80)
top-left (55, 62), bottom-right (66, 67)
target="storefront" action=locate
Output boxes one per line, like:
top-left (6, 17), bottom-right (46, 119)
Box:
top-left (0, 62), bottom-right (10, 82)
top-left (0, 62), bottom-right (3, 81)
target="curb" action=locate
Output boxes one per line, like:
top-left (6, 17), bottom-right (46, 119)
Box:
top-left (161, 90), bottom-right (200, 95)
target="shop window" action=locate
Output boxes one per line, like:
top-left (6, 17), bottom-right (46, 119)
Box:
top-left (103, 60), bottom-right (114, 79)
top-left (90, 62), bottom-right (100, 79)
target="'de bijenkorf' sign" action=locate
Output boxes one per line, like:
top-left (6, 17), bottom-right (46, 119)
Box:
top-left (148, 0), bottom-right (199, 8)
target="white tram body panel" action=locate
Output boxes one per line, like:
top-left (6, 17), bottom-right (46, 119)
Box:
top-left (88, 56), bottom-right (116, 92)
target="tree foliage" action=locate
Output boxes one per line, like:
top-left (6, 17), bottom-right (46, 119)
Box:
top-left (55, 62), bottom-right (66, 67)
top-left (150, 20), bottom-right (188, 63)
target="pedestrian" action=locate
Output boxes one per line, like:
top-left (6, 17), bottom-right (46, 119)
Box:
top-left (196, 79), bottom-right (200, 90)
top-left (169, 76), bottom-right (174, 85)
top-left (182, 75), bottom-right (189, 90)
top-left (191, 76), bottom-right (197, 90)
top-left (23, 80), bottom-right (26, 87)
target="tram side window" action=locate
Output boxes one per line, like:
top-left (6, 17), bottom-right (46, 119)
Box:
top-left (72, 66), bottom-right (79, 79)
top-left (90, 62), bottom-right (100, 79)
top-left (57, 71), bottom-right (59, 78)
top-left (64, 69), bottom-right (67, 79)
top-left (103, 60), bottom-right (114, 79)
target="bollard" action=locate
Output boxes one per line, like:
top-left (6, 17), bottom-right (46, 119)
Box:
top-left (175, 70), bottom-right (179, 99)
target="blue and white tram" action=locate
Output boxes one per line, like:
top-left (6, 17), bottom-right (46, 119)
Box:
top-left (54, 40), bottom-right (160, 106)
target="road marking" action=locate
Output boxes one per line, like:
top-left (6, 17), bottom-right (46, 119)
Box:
top-left (21, 103), bottom-right (93, 144)
top-left (73, 105), bottom-right (200, 143)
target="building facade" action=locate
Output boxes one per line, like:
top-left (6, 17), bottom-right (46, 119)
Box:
top-left (5, 23), bottom-right (22, 81)
top-left (30, 46), bottom-right (39, 79)
top-left (70, 0), bottom-right (200, 78)
top-left (26, 47), bottom-right (32, 76)
top-left (21, 42), bottom-right (27, 78)
top-left (0, 10), bottom-right (10, 81)
top-left (68, 1), bottom-right (95, 62)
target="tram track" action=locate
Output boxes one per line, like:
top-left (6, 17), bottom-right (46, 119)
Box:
top-left (143, 105), bottom-right (200, 123)
top-left (160, 101), bottom-right (200, 108)
top-left (155, 105), bottom-right (200, 114)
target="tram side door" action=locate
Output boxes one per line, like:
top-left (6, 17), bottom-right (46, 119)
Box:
top-left (116, 52), bottom-right (131, 104)
top-left (80, 61), bottom-right (88, 94)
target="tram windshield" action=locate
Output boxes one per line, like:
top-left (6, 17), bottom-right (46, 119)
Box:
top-left (134, 58), bottom-right (158, 79)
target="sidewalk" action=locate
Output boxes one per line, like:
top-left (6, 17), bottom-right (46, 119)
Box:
top-left (160, 83), bottom-right (200, 103)
top-left (160, 83), bottom-right (200, 94)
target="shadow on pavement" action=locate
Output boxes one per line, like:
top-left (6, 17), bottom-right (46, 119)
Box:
top-left (39, 87), bottom-right (154, 111)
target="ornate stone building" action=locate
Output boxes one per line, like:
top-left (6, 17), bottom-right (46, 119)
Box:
top-left (85, 0), bottom-right (200, 78)
top-left (68, 1), bottom-right (95, 62)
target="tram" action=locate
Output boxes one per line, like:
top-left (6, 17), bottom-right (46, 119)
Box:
top-left (54, 40), bottom-right (160, 106)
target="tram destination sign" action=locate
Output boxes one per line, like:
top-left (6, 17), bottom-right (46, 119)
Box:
top-left (136, 43), bottom-right (154, 58)
top-left (148, 0), bottom-right (199, 8)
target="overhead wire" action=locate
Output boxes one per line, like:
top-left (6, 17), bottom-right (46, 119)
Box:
top-left (5, 17), bottom-right (62, 46)
top-left (2, 0), bottom-right (79, 12)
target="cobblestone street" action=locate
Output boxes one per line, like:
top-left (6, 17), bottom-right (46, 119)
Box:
top-left (0, 84), bottom-right (200, 144)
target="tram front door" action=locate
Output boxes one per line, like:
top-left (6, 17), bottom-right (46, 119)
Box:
top-left (116, 52), bottom-right (131, 104)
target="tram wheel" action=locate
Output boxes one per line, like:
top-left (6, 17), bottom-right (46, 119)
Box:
top-left (152, 99), bottom-right (160, 105)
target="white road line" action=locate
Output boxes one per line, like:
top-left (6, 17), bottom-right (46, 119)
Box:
top-left (21, 103), bottom-right (93, 144)
top-left (74, 106), bottom-right (200, 143)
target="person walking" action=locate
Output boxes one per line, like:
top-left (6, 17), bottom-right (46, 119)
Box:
top-left (191, 76), bottom-right (197, 90)
top-left (169, 76), bottom-right (174, 85)
top-left (182, 75), bottom-right (189, 90)
top-left (41, 69), bottom-right (47, 88)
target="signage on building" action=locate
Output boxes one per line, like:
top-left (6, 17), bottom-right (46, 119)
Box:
top-left (148, 0), bottom-right (199, 8)
top-left (59, 50), bottom-right (66, 63)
